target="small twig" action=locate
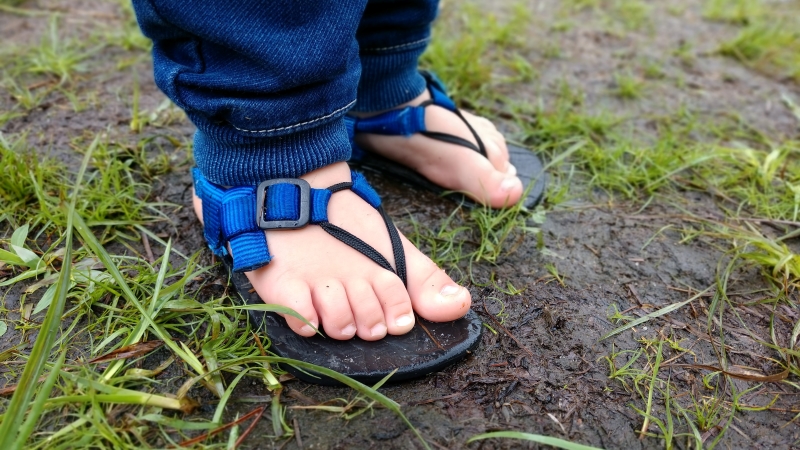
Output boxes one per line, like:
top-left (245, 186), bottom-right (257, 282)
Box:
top-left (175, 406), bottom-right (264, 447)
top-left (293, 418), bottom-right (303, 449)
top-left (547, 413), bottom-right (566, 433)
top-left (141, 231), bottom-right (155, 264)
top-left (285, 389), bottom-right (317, 406)
top-left (234, 406), bottom-right (267, 449)
top-left (252, 332), bottom-right (268, 356)
top-left (625, 283), bottom-right (644, 307)
top-left (415, 315), bottom-right (444, 351)
top-left (583, 243), bottom-right (600, 257)
top-left (26, 80), bottom-right (57, 91)
top-left (663, 364), bottom-right (788, 382)
top-left (482, 297), bottom-right (534, 359)
top-left (667, 285), bottom-right (714, 297)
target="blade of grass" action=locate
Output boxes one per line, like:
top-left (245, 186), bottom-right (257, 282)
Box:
top-left (212, 370), bottom-right (250, 424)
top-left (601, 286), bottom-right (712, 340)
top-left (0, 137), bottom-right (96, 450)
top-left (198, 356), bottom-right (430, 450)
top-left (467, 431), bottom-right (604, 449)
top-left (639, 341), bottom-right (663, 440)
top-left (72, 224), bottom-right (206, 387)
top-left (55, 370), bottom-right (197, 412)
top-left (12, 351), bottom-right (65, 449)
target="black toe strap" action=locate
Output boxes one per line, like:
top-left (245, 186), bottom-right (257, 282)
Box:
top-left (316, 177), bottom-right (408, 286)
top-left (419, 101), bottom-right (487, 158)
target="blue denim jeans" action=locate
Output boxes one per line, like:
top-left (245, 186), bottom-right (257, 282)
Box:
top-left (131, 0), bottom-right (439, 186)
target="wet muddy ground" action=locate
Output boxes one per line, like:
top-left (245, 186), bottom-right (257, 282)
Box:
top-left (1, 0), bottom-right (799, 448)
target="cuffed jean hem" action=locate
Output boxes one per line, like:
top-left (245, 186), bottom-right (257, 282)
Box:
top-left (193, 118), bottom-right (352, 186)
top-left (352, 38), bottom-right (430, 112)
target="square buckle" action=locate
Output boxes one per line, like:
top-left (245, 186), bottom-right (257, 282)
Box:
top-left (256, 178), bottom-right (311, 230)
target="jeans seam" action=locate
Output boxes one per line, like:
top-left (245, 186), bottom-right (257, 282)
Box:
top-left (361, 37), bottom-right (429, 53)
top-left (231, 99), bottom-right (356, 133)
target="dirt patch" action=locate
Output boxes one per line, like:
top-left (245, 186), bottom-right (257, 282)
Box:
top-left (1, 0), bottom-right (798, 449)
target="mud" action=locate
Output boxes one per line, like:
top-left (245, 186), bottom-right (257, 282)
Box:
top-left (1, 0), bottom-right (799, 449)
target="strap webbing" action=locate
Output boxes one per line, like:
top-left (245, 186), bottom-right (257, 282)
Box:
top-left (192, 169), bottom-right (405, 280)
top-left (348, 71), bottom-right (487, 159)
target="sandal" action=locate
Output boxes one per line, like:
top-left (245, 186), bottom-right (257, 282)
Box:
top-left (192, 168), bottom-right (482, 385)
top-left (346, 71), bottom-right (546, 209)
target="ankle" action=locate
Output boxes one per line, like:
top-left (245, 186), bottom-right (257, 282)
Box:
top-left (298, 161), bottom-right (352, 188)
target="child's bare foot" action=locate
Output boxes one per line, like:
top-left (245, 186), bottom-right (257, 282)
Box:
top-left (193, 161), bottom-right (471, 341)
top-left (352, 90), bottom-right (523, 208)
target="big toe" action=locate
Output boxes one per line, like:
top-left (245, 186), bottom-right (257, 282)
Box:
top-left (400, 235), bottom-right (471, 322)
top-left (464, 159), bottom-right (524, 208)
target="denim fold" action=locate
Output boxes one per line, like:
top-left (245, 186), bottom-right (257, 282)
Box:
top-left (131, 0), bottom-right (439, 185)
top-left (353, 0), bottom-right (439, 112)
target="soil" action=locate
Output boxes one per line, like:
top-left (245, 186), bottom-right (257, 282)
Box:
top-left (1, 0), bottom-right (799, 449)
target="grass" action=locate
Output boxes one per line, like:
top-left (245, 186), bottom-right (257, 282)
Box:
top-left (612, 71), bottom-right (645, 100)
top-left (1, 0), bottom-right (800, 448)
top-left (421, 2), bottom-right (533, 109)
top-left (560, 0), bottom-right (652, 32)
top-left (706, 0), bottom-right (800, 82)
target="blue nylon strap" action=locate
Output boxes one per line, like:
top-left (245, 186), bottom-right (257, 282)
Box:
top-left (228, 232), bottom-right (271, 272)
top-left (220, 186), bottom-right (271, 272)
top-left (192, 168), bottom-right (227, 257)
top-left (345, 116), bottom-right (366, 160)
top-left (352, 107), bottom-right (426, 137)
top-left (310, 189), bottom-right (331, 223)
top-left (347, 72), bottom-right (459, 139)
top-left (193, 170), bottom-right (271, 272)
top-left (424, 71), bottom-right (448, 93)
top-left (221, 187), bottom-right (258, 238)
top-left (350, 171), bottom-right (381, 208)
top-left (263, 183), bottom-right (330, 223)
top-left (428, 83), bottom-right (456, 111)
top-left (422, 71), bottom-right (457, 111)
top-left (265, 184), bottom-right (300, 221)
top-left (191, 169), bottom-right (382, 274)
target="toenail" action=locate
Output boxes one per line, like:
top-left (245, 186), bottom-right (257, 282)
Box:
top-left (300, 321), bottom-right (318, 334)
top-left (437, 284), bottom-right (463, 303)
top-left (507, 164), bottom-right (517, 176)
top-left (395, 314), bottom-right (414, 327)
top-left (370, 323), bottom-right (387, 337)
top-left (341, 324), bottom-right (357, 336)
top-left (439, 284), bottom-right (461, 297)
top-left (501, 177), bottom-right (520, 192)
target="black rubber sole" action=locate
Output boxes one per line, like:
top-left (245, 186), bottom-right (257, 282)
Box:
top-left (350, 143), bottom-right (546, 209)
top-left (228, 263), bottom-right (483, 386)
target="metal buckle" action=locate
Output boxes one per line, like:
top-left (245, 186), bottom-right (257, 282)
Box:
top-left (256, 178), bottom-right (311, 230)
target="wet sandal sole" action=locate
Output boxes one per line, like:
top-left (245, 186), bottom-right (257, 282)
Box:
top-left (228, 260), bottom-right (483, 386)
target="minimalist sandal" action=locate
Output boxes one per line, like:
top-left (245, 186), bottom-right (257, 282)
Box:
top-left (192, 168), bottom-right (482, 385)
top-left (346, 71), bottom-right (546, 209)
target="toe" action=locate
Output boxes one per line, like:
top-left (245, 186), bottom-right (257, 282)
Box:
top-left (484, 138), bottom-right (511, 173)
top-left (311, 280), bottom-right (357, 340)
top-left (464, 112), bottom-right (510, 172)
top-left (372, 270), bottom-right (415, 335)
top-left (345, 279), bottom-right (388, 341)
top-left (261, 277), bottom-right (319, 337)
top-left (401, 235), bottom-right (471, 322)
top-left (460, 156), bottom-right (523, 208)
